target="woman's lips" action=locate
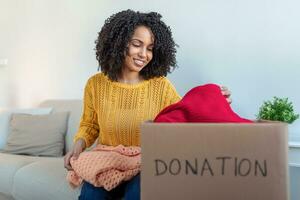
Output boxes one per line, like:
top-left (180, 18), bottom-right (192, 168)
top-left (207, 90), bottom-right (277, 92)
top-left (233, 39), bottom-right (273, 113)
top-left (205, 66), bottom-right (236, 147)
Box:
top-left (134, 59), bottom-right (145, 67)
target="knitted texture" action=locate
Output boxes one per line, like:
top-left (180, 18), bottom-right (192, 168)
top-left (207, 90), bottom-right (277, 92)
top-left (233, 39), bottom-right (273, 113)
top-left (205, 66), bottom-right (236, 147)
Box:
top-left (74, 73), bottom-right (181, 147)
top-left (67, 144), bottom-right (141, 191)
top-left (155, 84), bottom-right (252, 123)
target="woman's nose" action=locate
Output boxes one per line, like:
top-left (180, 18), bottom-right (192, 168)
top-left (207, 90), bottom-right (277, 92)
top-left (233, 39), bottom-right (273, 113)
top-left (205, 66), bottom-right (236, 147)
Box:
top-left (138, 48), bottom-right (147, 58)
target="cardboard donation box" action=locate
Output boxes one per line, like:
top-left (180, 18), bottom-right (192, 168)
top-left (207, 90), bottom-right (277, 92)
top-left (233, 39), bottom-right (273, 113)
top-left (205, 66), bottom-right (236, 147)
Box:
top-left (141, 122), bottom-right (289, 200)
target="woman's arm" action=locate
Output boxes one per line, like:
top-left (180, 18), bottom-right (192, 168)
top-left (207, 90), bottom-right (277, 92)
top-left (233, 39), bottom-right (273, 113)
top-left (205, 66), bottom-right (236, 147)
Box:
top-left (73, 78), bottom-right (100, 148)
top-left (64, 78), bottom-right (99, 170)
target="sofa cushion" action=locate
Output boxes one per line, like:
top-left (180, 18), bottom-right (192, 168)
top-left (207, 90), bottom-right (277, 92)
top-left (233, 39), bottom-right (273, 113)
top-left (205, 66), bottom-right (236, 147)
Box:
top-left (38, 100), bottom-right (83, 154)
top-left (1, 112), bottom-right (69, 157)
top-left (12, 158), bottom-right (81, 200)
top-left (0, 107), bottom-right (53, 150)
top-left (0, 193), bottom-right (14, 200)
top-left (0, 153), bottom-right (54, 196)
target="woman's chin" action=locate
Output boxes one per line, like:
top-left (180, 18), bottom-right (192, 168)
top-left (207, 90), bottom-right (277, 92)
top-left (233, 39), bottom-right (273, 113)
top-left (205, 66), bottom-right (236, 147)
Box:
top-left (131, 65), bottom-right (144, 72)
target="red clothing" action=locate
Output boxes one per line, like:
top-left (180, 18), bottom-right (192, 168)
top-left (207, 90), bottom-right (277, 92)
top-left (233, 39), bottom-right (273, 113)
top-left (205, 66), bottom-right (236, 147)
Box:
top-left (155, 84), bottom-right (252, 123)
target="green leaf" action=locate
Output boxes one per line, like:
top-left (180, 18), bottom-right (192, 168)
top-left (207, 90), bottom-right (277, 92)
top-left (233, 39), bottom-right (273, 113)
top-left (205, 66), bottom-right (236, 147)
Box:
top-left (256, 96), bottom-right (299, 123)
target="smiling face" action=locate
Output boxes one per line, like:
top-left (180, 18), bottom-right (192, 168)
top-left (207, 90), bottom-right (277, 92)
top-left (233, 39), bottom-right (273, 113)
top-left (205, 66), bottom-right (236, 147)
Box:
top-left (122, 26), bottom-right (154, 75)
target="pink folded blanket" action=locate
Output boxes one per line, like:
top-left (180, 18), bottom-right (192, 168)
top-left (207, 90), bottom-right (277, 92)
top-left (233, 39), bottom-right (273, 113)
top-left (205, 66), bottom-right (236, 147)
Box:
top-left (66, 144), bottom-right (141, 191)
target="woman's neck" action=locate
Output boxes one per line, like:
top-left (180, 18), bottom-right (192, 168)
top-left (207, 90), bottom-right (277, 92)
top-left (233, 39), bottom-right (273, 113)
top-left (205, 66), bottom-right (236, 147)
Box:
top-left (118, 71), bottom-right (143, 84)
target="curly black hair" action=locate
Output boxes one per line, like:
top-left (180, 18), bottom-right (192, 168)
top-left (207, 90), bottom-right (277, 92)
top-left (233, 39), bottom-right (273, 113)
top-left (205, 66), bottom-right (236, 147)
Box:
top-left (95, 9), bottom-right (178, 81)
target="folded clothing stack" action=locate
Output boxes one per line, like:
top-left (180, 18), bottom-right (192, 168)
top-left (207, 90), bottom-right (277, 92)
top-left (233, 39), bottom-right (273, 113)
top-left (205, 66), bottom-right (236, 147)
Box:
top-left (67, 144), bottom-right (141, 191)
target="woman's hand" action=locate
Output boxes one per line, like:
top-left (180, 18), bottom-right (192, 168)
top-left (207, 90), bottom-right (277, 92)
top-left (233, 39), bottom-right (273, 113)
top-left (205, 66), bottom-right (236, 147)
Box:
top-left (220, 86), bottom-right (232, 104)
top-left (64, 138), bottom-right (86, 170)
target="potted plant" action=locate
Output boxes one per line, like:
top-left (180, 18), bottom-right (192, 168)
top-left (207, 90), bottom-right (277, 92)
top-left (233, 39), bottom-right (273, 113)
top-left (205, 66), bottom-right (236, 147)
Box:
top-left (257, 97), bottom-right (299, 123)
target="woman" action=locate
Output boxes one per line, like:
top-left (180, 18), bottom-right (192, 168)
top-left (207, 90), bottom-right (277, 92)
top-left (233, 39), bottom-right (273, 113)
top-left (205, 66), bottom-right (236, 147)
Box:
top-left (64, 9), bottom-right (231, 200)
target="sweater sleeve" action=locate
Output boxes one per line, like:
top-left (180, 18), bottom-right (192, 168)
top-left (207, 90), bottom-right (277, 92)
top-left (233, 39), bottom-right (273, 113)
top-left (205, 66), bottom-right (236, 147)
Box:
top-left (169, 83), bottom-right (181, 105)
top-left (73, 78), bottom-right (99, 148)
top-left (162, 78), bottom-right (182, 109)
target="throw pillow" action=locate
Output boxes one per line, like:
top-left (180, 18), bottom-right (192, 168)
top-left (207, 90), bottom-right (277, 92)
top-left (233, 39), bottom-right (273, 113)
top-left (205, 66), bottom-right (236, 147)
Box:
top-left (1, 112), bottom-right (69, 157)
top-left (0, 108), bottom-right (53, 149)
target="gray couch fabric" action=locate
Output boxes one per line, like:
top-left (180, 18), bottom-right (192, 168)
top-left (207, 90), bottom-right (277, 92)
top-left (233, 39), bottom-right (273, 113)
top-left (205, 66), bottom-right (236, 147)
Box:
top-left (0, 100), bottom-right (82, 200)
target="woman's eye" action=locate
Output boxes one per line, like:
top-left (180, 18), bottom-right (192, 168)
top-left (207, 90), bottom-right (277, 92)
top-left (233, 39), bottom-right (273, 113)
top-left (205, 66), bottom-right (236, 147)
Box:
top-left (132, 43), bottom-right (140, 47)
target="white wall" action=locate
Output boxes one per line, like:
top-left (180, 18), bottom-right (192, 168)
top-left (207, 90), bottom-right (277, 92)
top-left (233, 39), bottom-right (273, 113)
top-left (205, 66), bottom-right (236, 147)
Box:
top-left (0, 0), bottom-right (299, 138)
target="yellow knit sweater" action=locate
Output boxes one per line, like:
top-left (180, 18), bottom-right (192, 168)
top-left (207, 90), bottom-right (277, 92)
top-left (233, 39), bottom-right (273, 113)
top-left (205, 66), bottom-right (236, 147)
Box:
top-left (74, 73), bottom-right (181, 147)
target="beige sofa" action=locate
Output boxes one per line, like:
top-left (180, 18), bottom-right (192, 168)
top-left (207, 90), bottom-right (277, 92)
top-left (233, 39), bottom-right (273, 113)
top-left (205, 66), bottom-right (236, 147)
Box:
top-left (0, 100), bottom-right (82, 200)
